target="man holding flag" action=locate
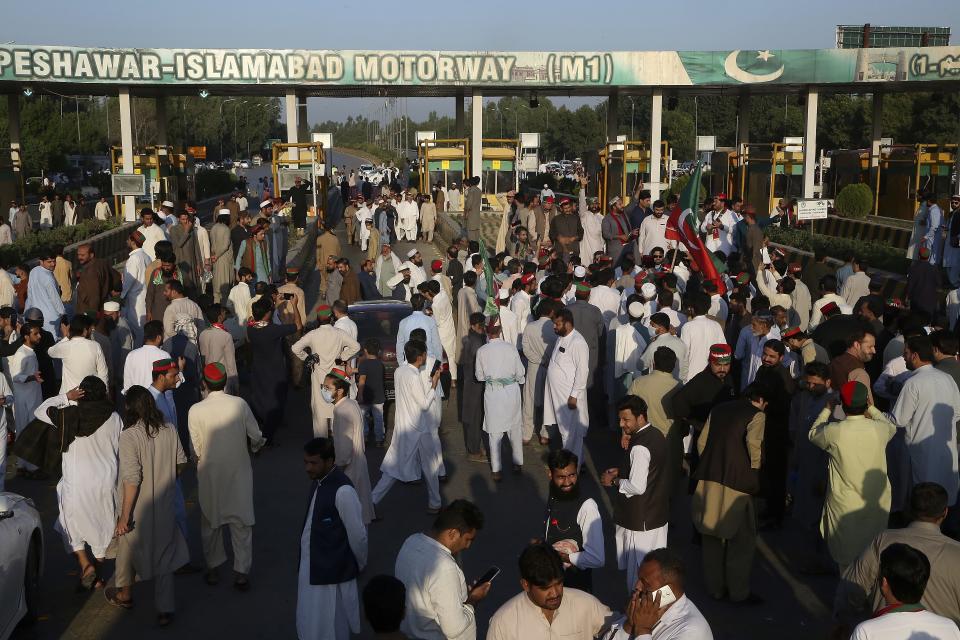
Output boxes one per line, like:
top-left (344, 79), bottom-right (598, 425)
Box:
top-left (664, 163), bottom-right (727, 297)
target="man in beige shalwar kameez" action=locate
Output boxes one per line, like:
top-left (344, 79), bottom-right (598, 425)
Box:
top-left (325, 368), bottom-right (375, 524)
top-left (188, 363), bottom-right (266, 589)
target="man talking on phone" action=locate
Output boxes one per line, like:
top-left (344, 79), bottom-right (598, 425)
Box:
top-left (395, 499), bottom-right (489, 639)
top-left (601, 548), bottom-right (713, 639)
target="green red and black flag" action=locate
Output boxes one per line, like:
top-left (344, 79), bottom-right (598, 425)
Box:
top-left (664, 162), bottom-right (727, 295)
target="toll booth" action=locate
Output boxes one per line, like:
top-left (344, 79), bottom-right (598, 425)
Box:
top-left (110, 145), bottom-right (194, 214)
top-left (822, 149), bottom-right (870, 199)
top-left (481, 138), bottom-right (519, 197)
top-left (873, 143), bottom-right (958, 219)
top-left (417, 137), bottom-right (469, 193)
top-left (728, 140), bottom-right (805, 214)
top-left (597, 139), bottom-right (671, 214)
top-left (0, 147), bottom-right (24, 207)
top-left (271, 141), bottom-right (327, 224)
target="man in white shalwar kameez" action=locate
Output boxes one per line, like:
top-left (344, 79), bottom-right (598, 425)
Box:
top-left (9, 325), bottom-right (44, 473)
top-left (370, 341), bottom-right (443, 512)
top-left (326, 368), bottom-right (376, 524)
top-left (25, 253), bottom-right (65, 338)
top-left (495, 289), bottom-right (522, 350)
top-left (510, 274), bottom-right (537, 334)
top-left (188, 363), bottom-right (265, 587)
top-left (680, 293), bottom-right (728, 383)
top-left (40, 377), bottom-right (122, 585)
top-left (396, 191), bottom-right (420, 242)
top-left (227, 270), bottom-right (254, 329)
top-left (121, 230), bottom-right (152, 345)
top-left (475, 322), bottom-right (526, 479)
top-left (423, 281), bottom-right (457, 383)
top-left (577, 180), bottom-right (606, 265)
top-left (544, 309), bottom-right (591, 462)
top-left (298, 437), bottom-right (368, 640)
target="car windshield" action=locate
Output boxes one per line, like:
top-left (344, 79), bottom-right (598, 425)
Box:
top-left (351, 307), bottom-right (412, 340)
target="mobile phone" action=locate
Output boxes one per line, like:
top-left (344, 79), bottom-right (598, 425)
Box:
top-left (649, 584), bottom-right (677, 608)
top-left (430, 360), bottom-right (442, 377)
top-left (283, 293), bottom-right (294, 300)
top-left (474, 566), bottom-right (500, 586)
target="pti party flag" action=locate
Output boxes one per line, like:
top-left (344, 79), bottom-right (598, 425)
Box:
top-left (478, 239), bottom-right (500, 317)
top-left (665, 163), bottom-right (726, 295)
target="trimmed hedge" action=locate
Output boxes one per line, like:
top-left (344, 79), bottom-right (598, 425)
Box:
top-left (767, 226), bottom-right (909, 274)
top-left (0, 219), bottom-right (121, 267)
top-left (834, 183), bottom-right (873, 219)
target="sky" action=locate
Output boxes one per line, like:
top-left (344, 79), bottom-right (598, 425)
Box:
top-left (4, 0), bottom-right (960, 124)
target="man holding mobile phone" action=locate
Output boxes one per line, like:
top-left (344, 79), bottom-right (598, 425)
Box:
top-left (395, 500), bottom-right (489, 639)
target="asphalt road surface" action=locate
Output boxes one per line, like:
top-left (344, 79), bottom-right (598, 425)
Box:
top-left (8, 221), bottom-right (839, 640)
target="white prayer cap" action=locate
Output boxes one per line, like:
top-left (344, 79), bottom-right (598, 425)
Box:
top-left (218, 208), bottom-right (231, 216)
top-left (260, 200), bottom-right (272, 209)
top-left (387, 274), bottom-right (404, 288)
top-left (398, 262), bottom-right (413, 272)
top-left (407, 248), bottom-right (419, 258)
top-left (161, 200), bottom-right (174, 209)
top-left (573, 265), bottom-right (587, 278)
top-left (641, 282), bottom-right (657, 299)
top-left (498, 288), bottom-right (510, 301)
top-left (627, 301), bottom-right (645, 319)
top-left (103, 301), bottom-right (121, 312)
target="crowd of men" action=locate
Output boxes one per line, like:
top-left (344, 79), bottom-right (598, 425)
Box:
top-left (4, 168), bottom-right (960, 639)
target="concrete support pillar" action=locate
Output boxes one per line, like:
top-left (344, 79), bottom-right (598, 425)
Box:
top-left (455, 92), bottom-right (465, 138)
top-left (471, 88), bottom-right (483, 179)
top-left (802, 87), bottom-right (819, 199)
top-left (736, 94), bottom-right (751, 148)
top-left (297, 94), bottom-right (309, 142)
top-left (155, 96), bottom-right (168, 146)
top-left (285, 90), bottom-right (299, 162)
top-left (7, 95), bottom-right (21, 179)
top-left (607, 88), bottom-right (619, 140)
top-left (118, 88), bottom-right (137, 221)
top-left (649, 89), bottom-right (663, 199)
top-left (870, 92), bottom-right (884, 168)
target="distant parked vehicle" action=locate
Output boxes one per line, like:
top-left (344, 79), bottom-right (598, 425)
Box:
top-left (252, 155), bottom-right (263, 166)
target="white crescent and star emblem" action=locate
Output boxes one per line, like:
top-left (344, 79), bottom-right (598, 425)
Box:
top-left (723, 49), bottom-right (784, 83)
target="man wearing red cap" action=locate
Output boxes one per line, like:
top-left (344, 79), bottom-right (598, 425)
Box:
top-left (292, 305), bottom-right (361, 438)
top-left (809, 381), bottom-right (896, 571)
top-left (429, 258), bottom-right (452, 302)
top-left (809, 275), bottom-right (852, 330)
top-left (509, 273), bottom-right (538, 335)
top-left (188, 362), bottom-right (265, 589)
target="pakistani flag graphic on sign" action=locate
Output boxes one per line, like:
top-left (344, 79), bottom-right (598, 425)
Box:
top-left (677, 49), bottom-right (828, 85)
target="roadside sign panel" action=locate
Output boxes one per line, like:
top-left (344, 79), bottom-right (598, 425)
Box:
top-left (796, 199), bottom-right (831, 220)
top-left (112, 174), bottom-right (146, 196)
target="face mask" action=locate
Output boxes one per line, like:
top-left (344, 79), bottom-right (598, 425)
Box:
top-left (321, 388), bottom-right (335, 404)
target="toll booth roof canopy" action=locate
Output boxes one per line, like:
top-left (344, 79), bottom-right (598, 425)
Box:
top-left (427, 148), bottom-right (467, 160)
top-left (482, 148), bottom-right (516, 160)
top-left (1, 45), bottom-right (960, 95)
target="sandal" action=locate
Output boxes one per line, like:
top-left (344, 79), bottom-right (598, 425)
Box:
top-left (157, 612), bottom-right (174, 627)
top-left (104, 587), bottom-right (134, 609)
top-left (78, 565), bottom-right (103, 591)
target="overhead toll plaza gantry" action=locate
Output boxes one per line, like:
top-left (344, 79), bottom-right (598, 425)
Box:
top-left (0, 44), bottom-right (958, 220)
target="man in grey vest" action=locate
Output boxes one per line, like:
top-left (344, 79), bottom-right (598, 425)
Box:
top-left (601, 394), bottom-right (670, 591)
top-left (463, 176), bottom-right (482, 242)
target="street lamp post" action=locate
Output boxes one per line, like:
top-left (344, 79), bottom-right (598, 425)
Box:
top-left (219, 97), bottom-right (238, 160)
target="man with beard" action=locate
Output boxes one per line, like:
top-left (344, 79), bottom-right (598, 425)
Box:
top-left (287, 176), bottom-right (308, 231)
top-left (145, 248), bottom-right (182, 324)
top-left (75, 244), bottom-right (115, 316)
top-left (375, 243), bottom-right (402, 297)
top-left (542, 449), bottom-right (605, 593)
top-left (753, 339), bottom-right (797, 530)
top-left (23, 308), bottom-right (58, 397)
top-left (544, 309), bottom-right (591, 461)
top-left (463, 176), bottom-right (482, 242)
top-left (324, 255), bottom-right (343, 306)
top-left (25, 248), bottom-right (66, 338)
top-left (336, 259), bottom-right (361, 306)
top-left (601, 195), bottom-right (633, 258)
top-left (230, 211), bottom-right (253, 258)
top-left (168, 210), bottom-right (202, 293)
top-left (390, 263), bottom-right (415, 302)
top-left (458, 312), bottom-right (488, 463)
top-left (549, 197), bottom-right (584, 261)
top-left (672, 344), bottom-right (737, 487)
top-left (637, 201), bottom-right (674, 257)
top-left (268, 200), bottom-right (290, 282)
top-left (405, 248), bottom-right (427, 289)
top-left (828, 324), bottom-right (876, 408)
top-left (475, 321), bottom-right (526, 481)
top-left (487, 543), bottom-right (611, 639)
top-left (602, 395), bottom-right (670, 592)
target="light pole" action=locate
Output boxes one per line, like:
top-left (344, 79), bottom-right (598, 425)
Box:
top-left (233, 100), bottom-right (248, 158)
top-left (219, 97), bottom-right (238, 161)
